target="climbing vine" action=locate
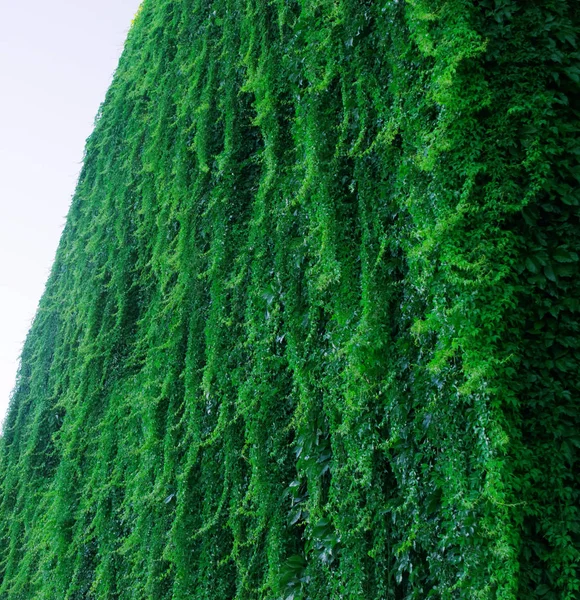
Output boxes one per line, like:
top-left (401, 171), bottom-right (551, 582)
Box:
top-left (0, 0), bottom-right (578, 598)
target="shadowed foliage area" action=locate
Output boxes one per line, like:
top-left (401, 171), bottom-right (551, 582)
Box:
top-left (0, 1), bottom-right (579, 598)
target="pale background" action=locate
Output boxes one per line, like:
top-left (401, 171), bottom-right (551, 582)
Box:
top-left (0, 0), bottom-right (142, 426)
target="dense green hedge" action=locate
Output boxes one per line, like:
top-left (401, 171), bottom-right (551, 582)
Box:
top-left (1, 0), bottom-right (578, 598)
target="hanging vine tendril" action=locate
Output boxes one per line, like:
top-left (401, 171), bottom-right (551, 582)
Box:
top-left (1, 1), bottom-right (578, 598)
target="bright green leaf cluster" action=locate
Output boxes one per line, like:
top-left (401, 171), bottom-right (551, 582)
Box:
top-left (1, 1), bottom-right (578, 598)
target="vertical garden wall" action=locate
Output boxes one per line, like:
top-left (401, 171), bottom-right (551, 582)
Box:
top-left (0, 0), bottom-right (578, 598)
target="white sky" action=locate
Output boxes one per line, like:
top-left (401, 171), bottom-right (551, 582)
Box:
top-left (0, 0), bottom-right (142, 425)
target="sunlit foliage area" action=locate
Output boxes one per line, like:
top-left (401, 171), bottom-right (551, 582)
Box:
top-left (0, 1), bottom-right (579, 598)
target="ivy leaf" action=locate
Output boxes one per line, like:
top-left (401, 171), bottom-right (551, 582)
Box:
top-left (543, 264), bottom-right (557, 282)
top-left (525, 257), bottom-right (538, 273)
top-left (289, 507), bottom-right (302, 526)
top-left (553, 248), bottom-right (578, 263)
top-left (535, 584), bottom-right (551, 596)
top-left (555, 263), bottom-right (577, 277)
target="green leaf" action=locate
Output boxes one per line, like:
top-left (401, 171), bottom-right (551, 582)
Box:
top-left (525, 257), bottom-right (538, 273)
top-left (553, 248), bottom-right (578, 263)
top-left (544, 264), bottom-right (557, 282)
top-left (536, 584), bottom-right (551, 596)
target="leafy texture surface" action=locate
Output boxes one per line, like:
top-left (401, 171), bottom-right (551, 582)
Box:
top-left (1, 1), bottom-right (579, 598)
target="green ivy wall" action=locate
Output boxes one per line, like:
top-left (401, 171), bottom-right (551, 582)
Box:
top-left (1, 1), bottom-right (578, 598)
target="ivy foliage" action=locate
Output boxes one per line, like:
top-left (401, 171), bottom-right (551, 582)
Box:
top-left (0, 0), bottom-right (579, 598)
